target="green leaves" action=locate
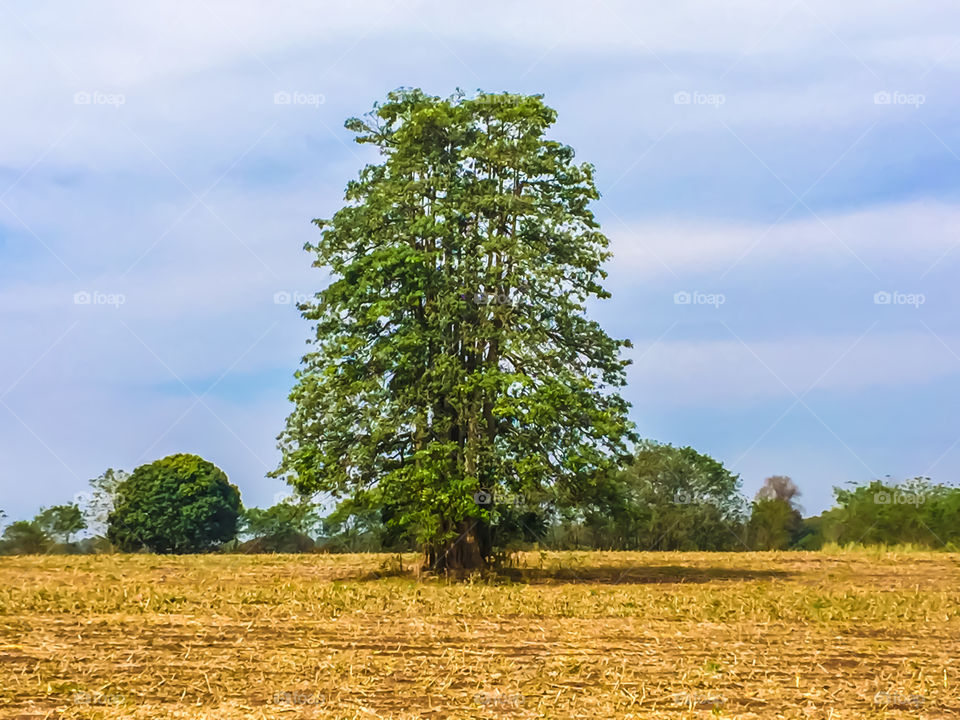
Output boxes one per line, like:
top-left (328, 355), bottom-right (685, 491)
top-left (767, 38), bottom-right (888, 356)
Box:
top-left (275, 89), bottom-right (635, 567)
top-left (34, 504), bottom-right (86, 544)
top-left (822, 477), bottom-right (960, 547)
top-left (0, 520), bottom-right (51, 554)
top-left (108, 454), bottom-right (241, 554)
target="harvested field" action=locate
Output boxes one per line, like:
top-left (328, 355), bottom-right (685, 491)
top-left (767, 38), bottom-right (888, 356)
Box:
top-left (2, 550), bottom-right (959, 718)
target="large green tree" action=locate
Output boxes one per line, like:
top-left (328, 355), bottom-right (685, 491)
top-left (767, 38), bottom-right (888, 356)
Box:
top-left (274, 89), bottom-right (635, 570)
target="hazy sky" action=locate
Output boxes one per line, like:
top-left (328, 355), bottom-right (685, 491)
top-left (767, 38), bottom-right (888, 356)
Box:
top-left (2, 1), bottom-right (960, 521)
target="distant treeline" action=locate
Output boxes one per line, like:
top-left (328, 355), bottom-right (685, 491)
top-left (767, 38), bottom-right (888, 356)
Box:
top-left (2, 445), bottom-right (958, 554)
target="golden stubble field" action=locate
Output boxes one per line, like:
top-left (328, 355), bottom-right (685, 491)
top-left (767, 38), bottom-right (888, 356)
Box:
top-left (1, 550), bottom-right (959, 719)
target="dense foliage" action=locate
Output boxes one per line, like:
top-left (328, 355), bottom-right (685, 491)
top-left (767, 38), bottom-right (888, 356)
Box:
top-left (0, 520), bottom-right (51, 554)
top-left (273, 89), bottom-right (635, 569)
top-left (107, 454), bottom-right (241, 553)
top-left (534, 442), bottom-right (746, 551)
top-left (813, 477), bottom-right (960, 548)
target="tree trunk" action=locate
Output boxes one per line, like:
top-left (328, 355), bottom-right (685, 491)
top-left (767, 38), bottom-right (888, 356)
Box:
top-left (423, 518), bottom-right (486, 573)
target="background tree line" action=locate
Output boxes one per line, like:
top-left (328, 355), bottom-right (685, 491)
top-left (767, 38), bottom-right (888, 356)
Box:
top-left (3, 448), bottom-right (959, 555)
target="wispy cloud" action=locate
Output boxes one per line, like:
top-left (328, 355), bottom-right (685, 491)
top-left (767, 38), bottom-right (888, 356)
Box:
top-left (2, 0), bottom-right (960, 519)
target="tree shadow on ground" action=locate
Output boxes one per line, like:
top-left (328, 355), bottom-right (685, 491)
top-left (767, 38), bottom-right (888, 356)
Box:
top-left (487, 563), bottom-right (792, 585)
top-left (353, 562), bottom-right (792, 584)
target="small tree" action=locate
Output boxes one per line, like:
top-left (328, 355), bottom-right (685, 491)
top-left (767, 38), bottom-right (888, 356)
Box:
top-left (755, 475), bottom-right (800, 503)
top-left (599, 443), bottom-right (746, 550)
top-left (0, 520), bottom-right (51, 554)
top-left (748, 475), bottom-right (803, 550)
top-left (81, 468), bottom-right (129, 536)
top-left (241, 499), bottom-right (321, 552)
top-left (108, 454), bottom-right (241, 553)
top-left (35, 503), bottom-right (86, 544)
top-left (243, 501), bottom-right (320, 538)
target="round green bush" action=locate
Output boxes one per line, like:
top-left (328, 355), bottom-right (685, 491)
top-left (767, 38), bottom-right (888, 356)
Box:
top-left (108, 454), bottom-right (241, 553)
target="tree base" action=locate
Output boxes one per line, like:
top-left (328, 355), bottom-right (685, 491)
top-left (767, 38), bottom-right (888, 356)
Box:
top-left (422, 519), bottom-right (487, 573)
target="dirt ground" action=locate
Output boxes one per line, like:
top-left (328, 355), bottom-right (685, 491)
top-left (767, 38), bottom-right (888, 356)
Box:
top-left (2, 550), bottom-right (958, 718)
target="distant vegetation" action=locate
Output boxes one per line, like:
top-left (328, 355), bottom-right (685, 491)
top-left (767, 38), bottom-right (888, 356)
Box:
top-left (2, 449), bottom-right (958, 555)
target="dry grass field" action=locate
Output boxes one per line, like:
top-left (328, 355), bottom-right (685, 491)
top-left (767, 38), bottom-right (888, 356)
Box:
top-left (2, 549), bottom-right (959, 719)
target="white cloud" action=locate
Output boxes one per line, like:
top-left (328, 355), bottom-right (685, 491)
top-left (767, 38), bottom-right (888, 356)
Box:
top-left (628, 330), bottom-right (960, 405)
top-left (609, 201), bottom-right (960, 278)
top-left (3, 0), bottom-right (959, 169)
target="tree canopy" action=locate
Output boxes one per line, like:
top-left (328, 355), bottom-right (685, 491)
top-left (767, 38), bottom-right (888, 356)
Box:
top-left (108, 454), bottom-right (241, 553)
top-left (748, 475), bottom-right (804, 550)
top-left (571, 442), bottom-right (745, 551)
top-left (273, 89), bottom-right (635, 570)
top-left (35, 503), bottom-right (86, 544)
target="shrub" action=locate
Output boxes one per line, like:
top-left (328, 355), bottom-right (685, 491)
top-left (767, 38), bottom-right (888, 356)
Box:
top-left (108, 454), bottom-right (241, 553)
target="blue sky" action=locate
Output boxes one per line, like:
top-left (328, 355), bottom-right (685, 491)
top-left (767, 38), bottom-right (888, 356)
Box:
top-left (2, 0), bottom-right (960, 521)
